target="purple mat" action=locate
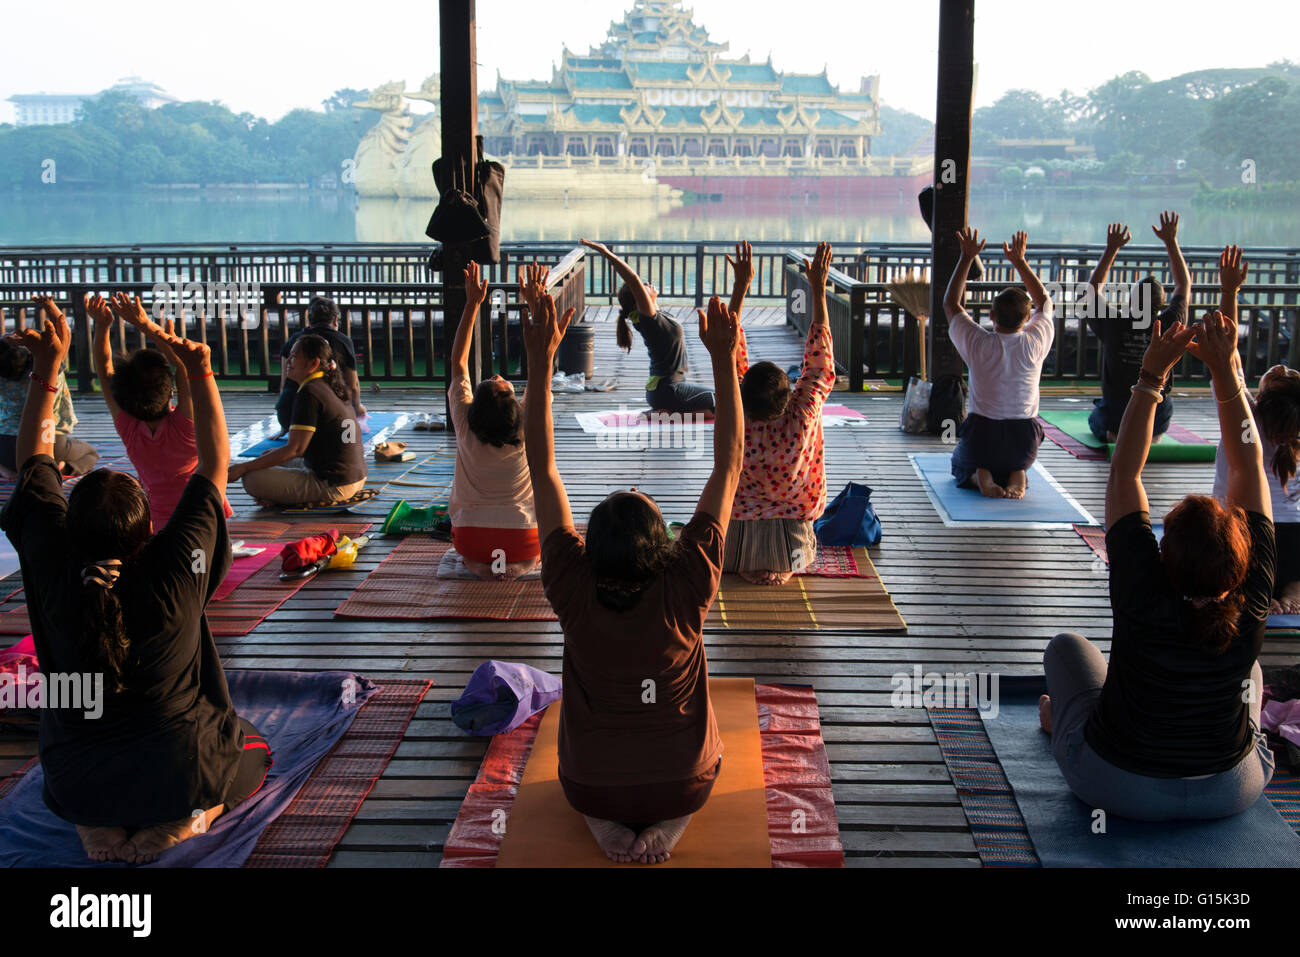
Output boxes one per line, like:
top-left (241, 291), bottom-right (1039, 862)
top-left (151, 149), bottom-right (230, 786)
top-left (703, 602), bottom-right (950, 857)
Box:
top-left (0, 669), bottom-right (377, 868)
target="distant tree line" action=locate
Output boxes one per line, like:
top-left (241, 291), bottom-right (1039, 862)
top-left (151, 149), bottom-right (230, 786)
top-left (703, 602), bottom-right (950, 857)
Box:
top-left (0, 89), bottom-right (379, 187)
top-left (969, 61), bottom-right (1300, 187)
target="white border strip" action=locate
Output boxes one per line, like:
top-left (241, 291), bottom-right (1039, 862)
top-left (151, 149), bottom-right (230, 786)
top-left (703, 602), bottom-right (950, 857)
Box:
top-left (909, 453), bottom-right (1097, 529)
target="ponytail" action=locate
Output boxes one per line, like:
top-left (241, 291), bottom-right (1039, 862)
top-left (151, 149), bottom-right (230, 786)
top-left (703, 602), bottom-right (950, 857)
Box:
top-left (1161, 495), bottom-right (1251, 656)
top-left (1181, 592), bottom-right (1245, 656)
top-left (297, 334), bottom-right (351, 403)
top-left (66, 471), bottom-right (153, 694)
top-left (615, 284), bottom-right (637, 353)
top-left (1273, 440), bottom-right (1300, 496)
top-left (1255, 373), bottom-right (1300, 492)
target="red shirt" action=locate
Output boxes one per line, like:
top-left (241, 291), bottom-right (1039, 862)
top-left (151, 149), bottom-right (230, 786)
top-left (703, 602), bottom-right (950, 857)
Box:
top-left (115, 409), bottom-right (234, 527)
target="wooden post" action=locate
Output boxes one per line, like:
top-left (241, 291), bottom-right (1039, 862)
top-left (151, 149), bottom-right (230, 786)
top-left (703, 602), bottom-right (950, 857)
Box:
top-left (440, 0), bottom-right (479, 428)
top-left (927, 0), bottom-right (976, 383)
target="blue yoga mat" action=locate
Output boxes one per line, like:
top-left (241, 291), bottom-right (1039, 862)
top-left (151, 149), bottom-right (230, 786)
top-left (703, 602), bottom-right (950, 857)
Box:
top-left (235, 411), bottom-right (405, 458)
top-left (0, 669), bottom-right (377, 868)
top-left (911, 453), bottom-right (1096, 528)
top-left (981, 675), bottom-right (1300, 867)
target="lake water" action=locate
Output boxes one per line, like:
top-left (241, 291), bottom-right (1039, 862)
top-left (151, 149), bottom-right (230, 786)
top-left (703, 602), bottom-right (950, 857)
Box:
top-left (1, 187), bottom-right (1296, 248)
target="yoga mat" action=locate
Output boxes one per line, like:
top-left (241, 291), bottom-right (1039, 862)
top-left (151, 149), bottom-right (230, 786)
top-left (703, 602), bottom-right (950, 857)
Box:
top-left (0, 669), bottom-right (380, 867)
top-left (334, 538), bottom-right (557, 621)
top-left (211, 544), bottom-right (279, 602)
top-left (708, 548), bottom-right (905, 633)
top-left (234, 411), bottom-right (408, 458)
top-left (1039, 409), bottom-right (1217, 463)
top-left (980, 675), bottom-right (1300, 867)
top-left (1074, 523), bottom-right (1299, 631)
top-left (911, 453), bottom-right (1096, 529)
top-left (495, 677), bottom-right (772, 868)
top-left (442, 682), bottom-right (842, 868)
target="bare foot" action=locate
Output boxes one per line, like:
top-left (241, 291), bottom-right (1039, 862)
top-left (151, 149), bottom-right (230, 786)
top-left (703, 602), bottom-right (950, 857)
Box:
top-left (631, 814), bottom-right (693, 864)
top-left (122, 805), bottom-right (224, 864)
top-left (1105, 431), bottom-right (1118, 443)
top-left (1275, 581), bottom-right (1300, 614)
top-left (1039, 694), bottom-right (1053, 734)
top-left (583, 815), bottom-right (637, 864)
top-left (1005, 470), bottom-right (1028, 500)
top-left (76, 825), bottom-right (130, 863)
top-left (738, 569), bottom-right (793, 586)
top-left (975, 469), bottom-right (1006, 499)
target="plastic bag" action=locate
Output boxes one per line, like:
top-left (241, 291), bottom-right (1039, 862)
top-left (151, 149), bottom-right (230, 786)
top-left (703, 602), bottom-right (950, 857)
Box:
top-left (900, 376), bottom-right (931, 434)
top-left (451, 660), bottom-right (562, 735)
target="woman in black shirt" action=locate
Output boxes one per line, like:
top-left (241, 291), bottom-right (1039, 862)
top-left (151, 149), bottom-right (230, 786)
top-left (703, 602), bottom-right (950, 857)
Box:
top-left (0, 296), bottom-right (271, 863)
top-left (1040, 247), bottom-right (1276, 820)
top-left (581, 238), bottom-right (735, 415)
top-left (230, 334), bottom-right (367, 506)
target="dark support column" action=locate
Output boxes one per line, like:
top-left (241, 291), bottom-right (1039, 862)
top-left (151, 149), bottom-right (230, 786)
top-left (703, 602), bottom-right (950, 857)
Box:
top-left (440, 0), bottom-right (479, 427)
top-left (927, 0), bottom-right (975, 382)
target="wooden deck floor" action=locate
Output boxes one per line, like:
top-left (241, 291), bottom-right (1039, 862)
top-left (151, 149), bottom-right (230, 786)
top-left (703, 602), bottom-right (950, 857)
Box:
top-left (2, 305), bottom-right (1296, 868)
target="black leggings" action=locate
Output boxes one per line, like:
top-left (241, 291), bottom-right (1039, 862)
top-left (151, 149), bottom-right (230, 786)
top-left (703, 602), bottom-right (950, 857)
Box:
top-left (224, 717), bottom-right (273, 810)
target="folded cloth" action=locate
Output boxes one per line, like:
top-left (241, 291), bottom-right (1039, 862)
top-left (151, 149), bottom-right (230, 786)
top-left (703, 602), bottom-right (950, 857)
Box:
top-left (1263, 698), bottom-right (1300, 750)
top-left (280, 529), bottom-right (340, 572)
top-left (436, 548), bottom-right (541, 581)
top-left (451, 660), bottom-right (561, 735)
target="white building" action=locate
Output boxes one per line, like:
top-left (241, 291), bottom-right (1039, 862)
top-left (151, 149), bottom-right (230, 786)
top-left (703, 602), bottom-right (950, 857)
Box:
top-left (7, 77), bottom-right (177, 127)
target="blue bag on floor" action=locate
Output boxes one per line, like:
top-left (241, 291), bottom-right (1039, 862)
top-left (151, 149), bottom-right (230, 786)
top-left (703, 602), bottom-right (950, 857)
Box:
top-left (814, 482), bottom-right (882, 547)
top-left (451, 660), bottom-right (562, 735)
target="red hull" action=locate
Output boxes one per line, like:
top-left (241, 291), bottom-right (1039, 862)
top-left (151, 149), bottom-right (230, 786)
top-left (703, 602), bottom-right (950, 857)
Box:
top-left (658, 170), bottom-right (934, 201)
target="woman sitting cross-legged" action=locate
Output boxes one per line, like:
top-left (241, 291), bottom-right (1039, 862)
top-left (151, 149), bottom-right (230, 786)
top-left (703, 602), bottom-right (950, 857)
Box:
top-left (524, 289), bottom-right (744, 864)
top-left (0, 298), bottom-right (272, 863)
top-left (227, 334), bottom-right (367, 507)
top-left (580, 237), bottom-right (715, 415)
top-left (1209, 247), bottom-right (1300, 613)
top-left (1041, 276), bottom-right (1276, 821)
top-left (444, 261), bottom-right (540, 580)
top-left (727, 241), bottom-right (837, 585)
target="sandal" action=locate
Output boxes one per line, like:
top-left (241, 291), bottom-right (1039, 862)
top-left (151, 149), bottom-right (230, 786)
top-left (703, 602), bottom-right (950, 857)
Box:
top-left (374, 441), bottom-right (415, 463)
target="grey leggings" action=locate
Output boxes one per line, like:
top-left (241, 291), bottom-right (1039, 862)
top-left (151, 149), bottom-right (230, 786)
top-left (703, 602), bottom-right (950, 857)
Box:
top-left (1043, 632), bottom-right (1274, 821)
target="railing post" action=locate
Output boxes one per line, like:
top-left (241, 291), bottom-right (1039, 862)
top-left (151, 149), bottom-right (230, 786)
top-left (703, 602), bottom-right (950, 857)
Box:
top-left (694, 244), bottom-right (705, 309)
top-left (850, 286), bottom-right (866, 392)
top-left (263, 286), bottom-right (281, 393)
top-left (70, 285), bottom-right (92, 394)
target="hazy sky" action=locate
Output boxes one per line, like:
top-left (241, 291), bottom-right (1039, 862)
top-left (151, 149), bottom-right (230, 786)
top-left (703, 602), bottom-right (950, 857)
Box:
top-left (2, 1), bottom-right (1296, 124)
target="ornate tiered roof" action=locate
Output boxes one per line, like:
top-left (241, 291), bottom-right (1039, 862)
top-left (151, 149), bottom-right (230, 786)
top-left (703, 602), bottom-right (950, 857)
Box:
top-left (480, 0), bottom-right (881, 157)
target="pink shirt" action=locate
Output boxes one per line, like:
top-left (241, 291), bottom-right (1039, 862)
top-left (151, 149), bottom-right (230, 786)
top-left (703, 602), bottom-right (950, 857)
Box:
top-left (447, 374), bottom-right (536, 530)
top-left (114, 409), bottom-right (234, 527)
top-left (732, 320), bottom-right (837, 521)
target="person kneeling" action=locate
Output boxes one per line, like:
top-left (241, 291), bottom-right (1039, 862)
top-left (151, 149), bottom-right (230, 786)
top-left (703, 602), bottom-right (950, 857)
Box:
top-left (524, 290), bottom-right (744, 864)
top-left (229, 335), bottom-right (367, 507)
top-left (444, 261), bottom-right (541, 580)
top-left (726, 242), bottom-right (836, 585)
top-left (944, 228), bottom-right (1054, 499)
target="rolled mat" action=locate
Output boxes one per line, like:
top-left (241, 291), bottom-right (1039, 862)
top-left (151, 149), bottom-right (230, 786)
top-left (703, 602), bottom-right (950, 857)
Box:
top-left (0, 669), bottom-right (390, 867)
top-left (1039, 409), bottom-right (1216, 462)
top-left (442, 681), bottom-right (842, 868)
top-left (911, 453), bottom-right (1096, 528)
top-left (493, 678), bottom-right (764, 867)
top-left (977, 676), bottom-right (1300, 867)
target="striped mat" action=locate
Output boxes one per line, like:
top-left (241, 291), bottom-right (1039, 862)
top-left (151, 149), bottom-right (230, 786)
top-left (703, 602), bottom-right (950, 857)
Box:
top-left (441, 682), bottom-right (844, 868)
top-left (929, 706), bottom-right (1300, 867)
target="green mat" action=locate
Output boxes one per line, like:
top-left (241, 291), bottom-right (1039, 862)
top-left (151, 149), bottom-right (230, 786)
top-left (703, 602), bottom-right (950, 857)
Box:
top-left (1039, 408), bottom-right (1218, 462)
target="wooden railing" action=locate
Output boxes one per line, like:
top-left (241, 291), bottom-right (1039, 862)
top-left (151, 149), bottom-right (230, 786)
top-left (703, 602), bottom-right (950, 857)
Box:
top-left (783, 250), bottom-right (867, 392)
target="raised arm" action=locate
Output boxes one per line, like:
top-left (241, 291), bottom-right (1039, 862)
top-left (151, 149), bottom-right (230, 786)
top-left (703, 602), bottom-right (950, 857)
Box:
top-left (86, 293), bottom-right (122, 419)
top-left (1105, 318), bottom-right (1197, 528)
top-left (727, 242), bottom-right (754, 379)
top-left (117, 299), bottom-right (194, 420)
top-left (693, 296), bottom-right (743, 535)
top-left (944, 227), bottom-right (986, 321)
top-left (450, 261), bottom-right (489, 383)
top-left (522, 291), bottom-right (576, 542)
top-left (112, 294), bottom-right (229, 495)
top-left (1218, 244), bottom-right (1247, 324)
top-left (1088, 223), bottom-right (1130, 296)
top-left (580, 238), bottom-right (655, 316)
top-left (1004, 231), bottom-right (1047, 310)
top-left (794, 242), bottom-right (837, 401)
top-left (10, 297), bottom-right (71, 466)
top-left (1152, 210), bottom-right (1190, 301)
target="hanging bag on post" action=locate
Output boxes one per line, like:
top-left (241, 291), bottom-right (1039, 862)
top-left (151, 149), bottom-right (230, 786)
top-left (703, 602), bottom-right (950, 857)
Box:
top-left (814, 482), bottom-right (883, 547)
top-left (426, 136), bottom-right (504, 267)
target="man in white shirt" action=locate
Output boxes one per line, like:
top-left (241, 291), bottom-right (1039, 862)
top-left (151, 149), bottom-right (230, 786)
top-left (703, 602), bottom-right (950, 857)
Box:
top-left (943, 228), bottom-right (1054, 499)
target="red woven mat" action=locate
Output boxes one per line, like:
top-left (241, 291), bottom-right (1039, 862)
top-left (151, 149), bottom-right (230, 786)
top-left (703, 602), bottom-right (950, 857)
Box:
top-left (1073, 523), bottom-right (1108, 563)
top-left (1037, 416), bottom-right (1107, 461)
top-left (801, 545), bottom-right (860, 577)
top-left (334, 537), bottom-right (557, 622)
top-left (0, 521), bottom-right (371, 637)
top-left (244, 677), bottom-right (431, 868)
top-left (440, 682), bottom-right (844, 868)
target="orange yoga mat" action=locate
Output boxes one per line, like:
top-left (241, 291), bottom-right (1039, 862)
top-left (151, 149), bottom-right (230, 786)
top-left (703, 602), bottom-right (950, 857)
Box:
top-left (496, 677), bottom-right (772, 868)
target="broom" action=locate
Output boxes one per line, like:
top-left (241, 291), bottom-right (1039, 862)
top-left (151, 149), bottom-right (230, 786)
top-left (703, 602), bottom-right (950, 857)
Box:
top-left (887, 271), bottom-right (931, 381)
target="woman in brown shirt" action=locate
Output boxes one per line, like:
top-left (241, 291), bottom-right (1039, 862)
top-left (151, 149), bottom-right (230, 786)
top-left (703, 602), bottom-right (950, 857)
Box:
top-left (522, 287), bottom-right (744, 865)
